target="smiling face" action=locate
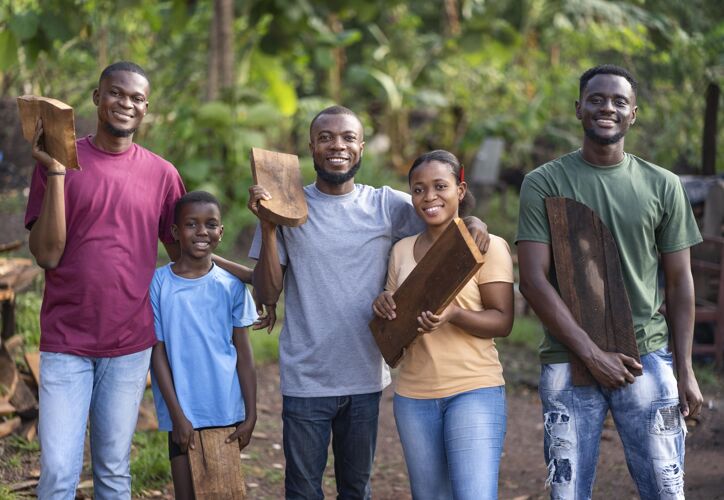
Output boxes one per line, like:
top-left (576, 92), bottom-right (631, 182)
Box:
top-left (309, 113), bottom-right (364, 189)
top-left (172, 202), bottom-right (223, 261)
top-left (93, 70), bottom-right (150, 138)
top-left (409, 160), bottom-right (466, 229)
top-left (576, 73), bottom-right (637, 146)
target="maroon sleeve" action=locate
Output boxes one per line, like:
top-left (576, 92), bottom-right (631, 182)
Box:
top-left (158, 166), bottom-right (186, 244)
top-left (24, 164), bottom-right (47, 230)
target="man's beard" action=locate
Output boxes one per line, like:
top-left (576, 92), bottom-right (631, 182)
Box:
top-left (104, 122), bottom-right (136, 138)
top-left (584, 126), bottom-right (625, 146)
top-left (314, 159), bottom-right (361, 185)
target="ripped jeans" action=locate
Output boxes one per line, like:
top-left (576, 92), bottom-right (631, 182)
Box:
top-left (539, 348), bottom-right (686, 500)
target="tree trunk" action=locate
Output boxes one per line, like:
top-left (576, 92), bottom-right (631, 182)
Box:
top-left (702, 82), bottom-right (719, 175)
top-left (206, 0), bottom-right (234, 100)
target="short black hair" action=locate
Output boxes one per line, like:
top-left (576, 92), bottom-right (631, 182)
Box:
top-left (408, 149), bottom-right (476, 216)
top-left (309, 105), bottom-right (362, 137)
top-left (579, 65), bottom-right (637, 97)
top-left (174, 191), bottom-right (221, 224)
top-left (99, 61), bottom-right (149, 87)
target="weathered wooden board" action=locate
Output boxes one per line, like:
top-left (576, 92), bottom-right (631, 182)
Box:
top-left (188, 427), bottom-right (247, 499)
top-left (369, 218), bottom-right (484, 367)
top-left (16, 95), bottom-right (79, 170)
top-left (0, 345), bottom-right (18, 405)
top-left (24, 352), bottom-right (40, 387)
top-left (545, 197), bottom-right (641, 386)
top-left (250, 148), bottom-right (308, 227)
top-left (9, 377), bottom-right (38, 419)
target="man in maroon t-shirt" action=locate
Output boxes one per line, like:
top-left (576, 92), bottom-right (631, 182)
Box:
top-left (25, 61), bottom-right (185, 499)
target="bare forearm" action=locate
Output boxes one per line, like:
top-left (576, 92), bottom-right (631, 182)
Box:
top-left (252, 222), bottom-right (284, 304)
top-left (151, 344), bottom-right (186, 423)
top-left (213, 255), bottom-right (253, 283)
top-left (449, 308), bottom-right (513, 338)
top-left (519, 273), bottom-right (599, 362)
top-left (666, 272), bottom-right (696, 375)
top-left (233, 330), bottom-right (257, 422)
top-left (29, 176), bottom-right (67, 269)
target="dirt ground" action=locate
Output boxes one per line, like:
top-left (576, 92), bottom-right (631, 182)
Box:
top-left (5, 358), bottom-right (721, 499)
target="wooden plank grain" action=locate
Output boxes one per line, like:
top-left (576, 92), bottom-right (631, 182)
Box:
top-left (369, 218), bottom-right (484, 367)
top-left (250, 148), bottom-right (308, 227)
top-left (16, 95), bottom-right (79, 170)
top-left (545, 197), bottom-right (641, 386)
top-left (188, 427), bottom-right (247, 499)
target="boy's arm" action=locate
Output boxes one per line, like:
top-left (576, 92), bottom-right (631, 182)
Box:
top-left (662, 248), bottom-right (703, 418)
top-left (28, 119), bottom-right (67, 269)
top-left (151, 342), bottom-right (195, 451)
top-left (226, 327), bottom-right (257, 449)
top-left (517, 240), bottom-right (642, 388)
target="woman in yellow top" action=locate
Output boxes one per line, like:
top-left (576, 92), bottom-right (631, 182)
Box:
top-left (373, 150), bottom-right (514, 499)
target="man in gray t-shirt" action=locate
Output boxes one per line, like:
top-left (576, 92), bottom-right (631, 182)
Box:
top-left (249, 105), bottom-right (487, 499)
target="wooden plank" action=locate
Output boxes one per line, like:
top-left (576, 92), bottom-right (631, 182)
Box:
top-left (24, 351), bottom-right (40, 387)
top-left (188, 427), bottom-right (247, 499)
top-left (9, 377), bottom-right (38, 419)
top-left (0, 401), bottom-right (15, 416)
top-left (369, 218), bottom-right (484, 367)
top-left (545, 197), bottom-right (641, 386)
top-left (250, 148), bottom-right (308, 227)
top-left (0, 345), bottom-right (19, 405)
top-left (17, 418), bottom-right (38, 441)
top-left (0, 416), bottom-right (21, 438)
top-left (16, 95), bottom-right (79, 170)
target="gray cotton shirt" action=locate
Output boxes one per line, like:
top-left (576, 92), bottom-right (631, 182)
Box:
top-left (249, 183), bottom-right (424, 397)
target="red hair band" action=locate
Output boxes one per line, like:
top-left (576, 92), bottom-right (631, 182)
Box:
top-left (459, 165), bottom-right (465, 183)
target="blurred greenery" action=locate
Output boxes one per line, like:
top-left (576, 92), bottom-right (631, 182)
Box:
top-left (130, 431), bottom-right (171, 495)
top-left (1, 0), bottom-right (722, 253)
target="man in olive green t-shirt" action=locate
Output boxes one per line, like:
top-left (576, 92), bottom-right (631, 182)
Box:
top-left (517, 65), bottom-right (702, 499)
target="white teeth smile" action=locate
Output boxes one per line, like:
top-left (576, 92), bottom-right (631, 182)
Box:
top-left (113, 111), bottom-right (132, 120)
top-left (423, 206), bottom-right (441, 216)
top-left (193, 242), bottom-right (210, 248)
top-left (327, 158), bottom-right (348, 164)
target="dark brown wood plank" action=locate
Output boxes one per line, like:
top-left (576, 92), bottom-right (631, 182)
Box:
top-left (16, 95), bottom-right (79, 170)
top-left (9, 377), bottom-right (38, 419)
top-left (545, 197), bottom-right (641, 386)
top-left (0, 345), bottom-right (18, 405)
top-left (250, 148), bottom-right (308, 227)
top-left (188, 427), bottom-right (247, 499)
top-left (369, 218), bottom-right (484, 367)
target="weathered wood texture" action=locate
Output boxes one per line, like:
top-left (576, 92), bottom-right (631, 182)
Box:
top-left (24, 351), bottom-right (40, 386)
top-left (250, 148), bottom-right (308, 227)
top-left (188, 427), bottom-right (247, 499)
top-left (16, 95), bottom-right (79, 170)
top-left (0, 345), bottom-right (18, 405)
top-left (369, 218), bottom-right (484, 367)
top-left (545, 197), bottom-right (641, 386)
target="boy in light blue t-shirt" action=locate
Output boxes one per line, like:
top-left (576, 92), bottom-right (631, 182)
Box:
top-left (150, 191), bottom-right (258, 499)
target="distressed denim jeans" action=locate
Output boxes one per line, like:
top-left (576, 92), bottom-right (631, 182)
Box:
top-left (539, 348), bottom-right (686, 500)
top-left (37, 349), bottom-right (151, 500)
top-left (282, 391), bottom-right (381, 500)
top-left (394, 386), bottom-right (507, 500)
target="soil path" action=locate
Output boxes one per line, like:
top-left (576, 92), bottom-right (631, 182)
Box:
top-left (242, 363), bottom-right (723, 500)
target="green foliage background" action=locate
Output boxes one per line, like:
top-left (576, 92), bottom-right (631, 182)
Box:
top-left (1, 0), bottom-right (723, 249)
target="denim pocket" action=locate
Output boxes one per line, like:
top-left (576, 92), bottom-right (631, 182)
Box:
top-left (648, 398), bottom-right (683, 436)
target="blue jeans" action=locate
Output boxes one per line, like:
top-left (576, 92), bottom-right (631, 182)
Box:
top-left (394, 386), bottom-right (507, 500)
top-left (37, 349), bottom-right (151, 500)
top-left (282, 392), bottom-right (381, 500)
top-left (540, 348), bottom-right (686, 500)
